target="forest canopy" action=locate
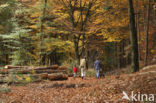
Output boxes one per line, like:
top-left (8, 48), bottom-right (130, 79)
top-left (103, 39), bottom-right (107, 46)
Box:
top-left (0, 0), bottom-right (156, 72)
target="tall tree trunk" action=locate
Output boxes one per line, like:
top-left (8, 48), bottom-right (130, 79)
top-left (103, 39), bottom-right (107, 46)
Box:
top-left (122, 40), bottom-right (126, 67)
top-left (40, 0), bottom-right (47, 65)
top-left (144, 0), bottom-right (150, 66)
top-left (137, 15), bottom-right (141, 60)
top-left (136, 0), bottom-right (141, 61)
top-left (114, 43), bottom-right (118, 68)
top-left (73, 35), bottom-right (80, 65)
top-left (127, 0), bottom-right (139, 72)
top-left (117, 43), bottom-right (121, 69)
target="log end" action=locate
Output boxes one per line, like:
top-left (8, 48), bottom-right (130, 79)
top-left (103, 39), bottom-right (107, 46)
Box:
top-left (41, 73), bottom-right (48, 79)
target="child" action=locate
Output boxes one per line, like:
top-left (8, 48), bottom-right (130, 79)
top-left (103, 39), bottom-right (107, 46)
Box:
top-left (73, 64), bottom-right (78, 78)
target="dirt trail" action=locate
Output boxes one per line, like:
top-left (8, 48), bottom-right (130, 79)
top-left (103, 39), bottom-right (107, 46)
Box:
top-left (0, 65), bottom-right (156, 103)
top-left (0, 76), bottom-right (129, 103)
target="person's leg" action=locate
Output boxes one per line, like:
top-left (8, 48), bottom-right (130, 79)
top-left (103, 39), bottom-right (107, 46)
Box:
top-left (96, 69), bottom-right (100, 78)
top-left (81, 68), bottom-right (84, 79)
top-left (96, 69), bottom-right (98, 78)
top-left (73, 72), bottom-right (76, 78)
top-left (84, 69), bottom-right (86, 77)
top-left (98, 69), bottom-right (100, 78)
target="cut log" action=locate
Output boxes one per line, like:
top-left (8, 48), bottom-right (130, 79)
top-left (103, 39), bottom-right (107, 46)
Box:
top-left (34, 65), bottom-right (59, 70)
top-left (0, 69), bottom-right (8, 74)
top-left (41, 73), bottom-right (48, 79)
top-left (19, 69), bottom-right (67, 74)
top-left (48, 74), bottom-right (68, 81)
top-left (4, 65), bottom-right (59, 70)
top-left (1, 65), bottom-right (68, 82)
top-left (58, 66), bottom-right (67, 70)
top-left (0, 73), bottom-right (68, 84)
top-left (51, 65), bottom-right (59, 69)
top-left (0, 69), bottom-right (67, 74)
top-left (4, 65), bottom-right (29, 69)
top-left (0, 79), bottom-right (6, 84)
top-left (0, 75), bottom-right (5, 78)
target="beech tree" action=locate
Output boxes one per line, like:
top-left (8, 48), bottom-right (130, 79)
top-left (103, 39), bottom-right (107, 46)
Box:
top-left (127, 0), bottom-right (139, 72)
top-left (144, 0), bottom-right (151, 66)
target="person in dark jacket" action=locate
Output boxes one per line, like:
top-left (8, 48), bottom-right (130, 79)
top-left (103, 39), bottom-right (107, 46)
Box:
top-left (94, 58), bottom-right (101, 78)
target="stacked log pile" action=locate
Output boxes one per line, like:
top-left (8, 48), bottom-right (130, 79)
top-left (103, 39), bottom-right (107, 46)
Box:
top-left (0, 65), bottom-right (68, 84)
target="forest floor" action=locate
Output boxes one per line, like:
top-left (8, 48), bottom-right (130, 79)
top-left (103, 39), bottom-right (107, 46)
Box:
top-left (0, 65), bottom-right (156, 103)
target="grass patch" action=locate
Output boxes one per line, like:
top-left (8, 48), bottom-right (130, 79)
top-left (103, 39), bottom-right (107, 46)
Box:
top-left (3, 73), bottom-right (42, 85)
top-left (86, 69), bottom-right (96, 77)
top-left (0, 88), bottom-right (11, 93)
top-left (0, 84), bottom-right (11, 93)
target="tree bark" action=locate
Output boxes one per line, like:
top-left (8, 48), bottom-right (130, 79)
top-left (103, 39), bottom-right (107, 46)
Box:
top-left (136, 0), bottom-right (141, 61)
top-left (48, 74), bottom-right (68, 81)
top-left (40, 0), bottom-right (47, 65)
top-left (74, 35), bottom-right (81, 65)
top-left (127, 0), bottom-right (139, 72)
top-left (144, 0), bottom-right (150, 66)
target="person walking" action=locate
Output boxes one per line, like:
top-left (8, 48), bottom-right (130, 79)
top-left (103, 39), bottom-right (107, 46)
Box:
top-left (73, 64), bottom-right (78, 78)
top-left (80, 57), bottom-right (87, 79)
top-left (94, 58), bottom-right (101, 78)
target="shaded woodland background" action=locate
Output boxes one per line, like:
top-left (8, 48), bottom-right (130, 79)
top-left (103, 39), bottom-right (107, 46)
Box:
top-left (0, 0), bottom-right (156, 72)
top-left (0, 0), bottom-right (156, 102)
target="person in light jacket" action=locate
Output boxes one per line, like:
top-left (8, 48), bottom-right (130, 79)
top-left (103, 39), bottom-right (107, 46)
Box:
top-left (80, 57), bottom-right (88, 79)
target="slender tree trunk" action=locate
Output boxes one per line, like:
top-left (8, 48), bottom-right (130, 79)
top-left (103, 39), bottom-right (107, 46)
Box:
top-left (115, 43), bottom-right (120, 69)
top-left (117, 43), bottom-right (120, 69)
top-left (137, 14), bottom-right (141, 60)
top-left (122, 40), bottom-right (126, 67)
top-left (126, 39), bottom-right (131, 65)
top-left (127, 0), bottom-right (139, 72)
top-left (136, 0), bottom-right (141, 61)
top-left (40, 0), bottom-right (47, 65)
top-left (73, 35), bottom-right (80, 65)
top-left (144, 0), bottom-right (150, 66)
top-left (119, 42), bottom-right (123, 68)
top-left (114, 43), bottom-right (118, 68)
